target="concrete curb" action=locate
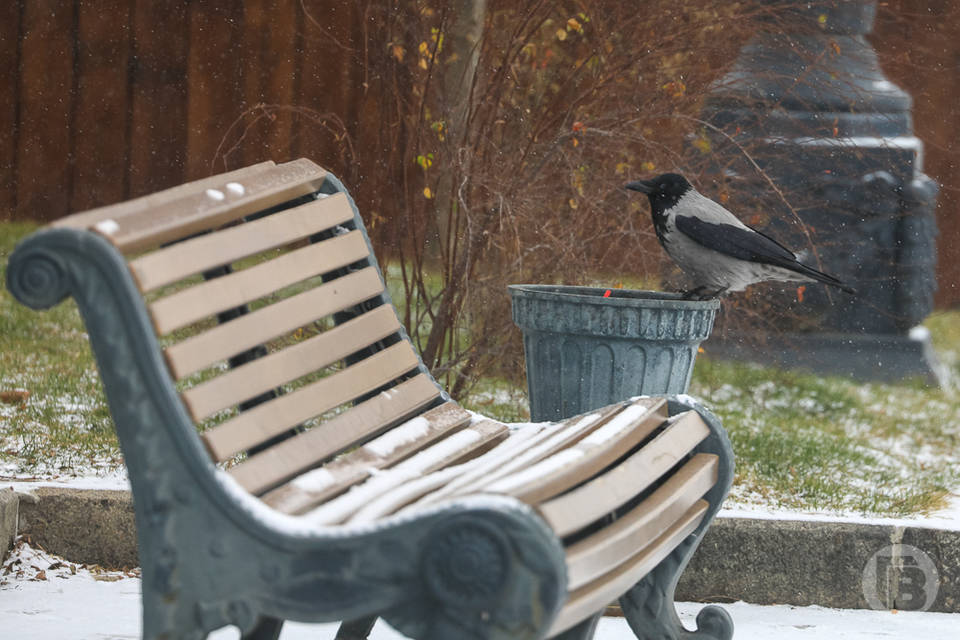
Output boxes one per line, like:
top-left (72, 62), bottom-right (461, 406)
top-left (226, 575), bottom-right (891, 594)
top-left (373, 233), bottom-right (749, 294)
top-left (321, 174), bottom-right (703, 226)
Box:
top-left (9, 487), bottom-right (960, 613)
top-left (0, 488), bottom-right (17, 563)
top-left (677, 517), bottom-right (958, 613)
top-left (15, 487), bottom-right (137, 568)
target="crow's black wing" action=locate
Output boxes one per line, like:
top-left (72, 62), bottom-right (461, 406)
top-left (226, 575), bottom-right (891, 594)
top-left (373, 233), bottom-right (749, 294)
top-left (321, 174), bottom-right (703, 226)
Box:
top-left (674, 214), bottom-right (855, 292)
top-left (674, 215), bottom-right (799, 269)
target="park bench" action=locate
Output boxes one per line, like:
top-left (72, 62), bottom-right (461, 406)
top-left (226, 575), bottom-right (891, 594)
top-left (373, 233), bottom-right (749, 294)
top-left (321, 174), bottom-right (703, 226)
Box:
top-left (6, 159), bottom-right (734, 640)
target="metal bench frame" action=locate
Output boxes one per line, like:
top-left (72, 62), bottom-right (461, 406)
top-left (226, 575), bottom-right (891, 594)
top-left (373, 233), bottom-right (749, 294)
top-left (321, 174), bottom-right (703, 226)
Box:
top-left (7, 160), bottom-right (734, 640)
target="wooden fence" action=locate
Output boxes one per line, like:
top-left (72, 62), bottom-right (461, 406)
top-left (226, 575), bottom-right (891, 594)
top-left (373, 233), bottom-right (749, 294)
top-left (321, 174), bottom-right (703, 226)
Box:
top-left (2, 0), bottom-right (959, 305)
top-left (1, 0), bottom-right (370, 223)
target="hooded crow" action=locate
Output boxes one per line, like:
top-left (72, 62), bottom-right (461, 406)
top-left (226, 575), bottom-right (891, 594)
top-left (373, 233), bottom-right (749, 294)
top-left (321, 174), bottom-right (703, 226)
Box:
top-left (625, 173), bottom-right (856, 298)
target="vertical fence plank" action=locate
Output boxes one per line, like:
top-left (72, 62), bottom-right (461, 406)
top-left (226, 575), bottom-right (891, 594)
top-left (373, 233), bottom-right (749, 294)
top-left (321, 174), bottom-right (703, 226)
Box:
top-left (71, 0), bottom-right (132, 212)
top-left (184, 0), bottom-right (245, 180)
top-left (0, 2), bottom-right (21, 218)
top-left (16, 1), bottom-right (75, 222)
top-left (128, 0), bottom-right (190, 198)
top-left (239, 0), bottom-right (299, 166)
top-left (261, 0), bottom-right (299, 162)
top-left (295, 0), bottom-right (358, 176)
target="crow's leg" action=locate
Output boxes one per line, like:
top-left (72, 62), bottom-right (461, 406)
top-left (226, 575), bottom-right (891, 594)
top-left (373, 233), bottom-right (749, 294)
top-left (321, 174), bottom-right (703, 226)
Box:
top-left (683, 285), bottom-right (710, 300)
top-left (702, 286), bottom-right (728, 300)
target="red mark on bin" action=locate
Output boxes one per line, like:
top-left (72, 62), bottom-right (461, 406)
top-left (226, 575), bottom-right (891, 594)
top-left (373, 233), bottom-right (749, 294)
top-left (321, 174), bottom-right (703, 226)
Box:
top-left (603, 289), bottom-right (612, 298)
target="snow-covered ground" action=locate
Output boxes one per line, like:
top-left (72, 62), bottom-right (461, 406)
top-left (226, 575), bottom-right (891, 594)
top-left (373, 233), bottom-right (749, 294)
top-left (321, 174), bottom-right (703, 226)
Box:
top-left (1, 541), bottom-right (955, 640)
top-left (719, 491), bottom-right (960, 531)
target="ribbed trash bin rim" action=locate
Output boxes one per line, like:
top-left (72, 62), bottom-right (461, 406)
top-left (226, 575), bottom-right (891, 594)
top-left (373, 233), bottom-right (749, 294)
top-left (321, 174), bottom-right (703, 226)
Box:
top-left (509, 284), bottom-right (720, 421)
top-left (507, 284), bottom-right (721, 311)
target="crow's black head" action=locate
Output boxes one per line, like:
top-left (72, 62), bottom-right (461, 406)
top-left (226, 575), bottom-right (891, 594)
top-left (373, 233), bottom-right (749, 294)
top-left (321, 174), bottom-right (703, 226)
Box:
top-left (625, 173), bottom-right (692, 214)
top-left (625, 173), bottom-right (693, 241)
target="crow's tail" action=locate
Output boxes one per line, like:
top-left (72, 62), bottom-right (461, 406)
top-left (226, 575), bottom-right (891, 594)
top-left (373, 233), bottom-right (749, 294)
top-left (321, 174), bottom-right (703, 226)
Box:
top-left (793, 262), bottom-right (857, 296)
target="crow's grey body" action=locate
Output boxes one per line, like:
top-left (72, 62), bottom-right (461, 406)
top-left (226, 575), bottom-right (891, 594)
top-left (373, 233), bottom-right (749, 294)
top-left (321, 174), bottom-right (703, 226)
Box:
top-left (625, 174), bottom-right (854, 297)
top-left (657, 190), bottom-right (805, 292)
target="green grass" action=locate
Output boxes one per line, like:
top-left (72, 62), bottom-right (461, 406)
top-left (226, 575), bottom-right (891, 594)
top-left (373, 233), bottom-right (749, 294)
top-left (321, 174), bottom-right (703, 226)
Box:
top-left (1, 221), bottom-right (959, 518)
top-left (1, 222), bottom-right (120, 476)
top-left (688, 357), bottom-right (960, 516)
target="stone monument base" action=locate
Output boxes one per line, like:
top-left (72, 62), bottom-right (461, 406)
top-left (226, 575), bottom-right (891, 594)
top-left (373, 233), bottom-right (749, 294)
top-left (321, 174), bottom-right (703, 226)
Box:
top-left (704, 328), bottom-right (948, 387)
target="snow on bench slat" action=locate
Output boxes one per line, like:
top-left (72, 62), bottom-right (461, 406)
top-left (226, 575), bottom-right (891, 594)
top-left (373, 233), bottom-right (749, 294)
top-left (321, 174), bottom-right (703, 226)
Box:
top-left (349, 427), bottom-right (543, 523)
top-left (435, 405), bottom-right (624, 501)
top-left (484, 397), bottom-right (667, 502)
top-left (260, 402), bottom-right (472, 515)
top-left (363, 416), bottom-right (431, 458)
top-left (304, 420), bottom-right (507, 525)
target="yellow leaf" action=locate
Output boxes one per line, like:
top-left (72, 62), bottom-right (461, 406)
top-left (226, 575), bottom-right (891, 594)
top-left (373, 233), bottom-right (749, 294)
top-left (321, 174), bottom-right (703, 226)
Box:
top-left (615, 162), bottom-right (630, 175)
top-left (419, 58), bottom-right (428, 70)
top-left (641, 161), bottom-right (656, 172)
top-left (571, 137), bottom-right (579, 147)
top-left (423, 187), bottom-right (433, 199)
top-left (567, 18), bottom-right (582, 32)
top-left (556, 29), bottom-right (567, 41)
top-left (568, 198), bottom-right (578, 209)
top-left (390, 44), bottom-right (405, 62)
top-left (693, 136), bottom-right (711, 154)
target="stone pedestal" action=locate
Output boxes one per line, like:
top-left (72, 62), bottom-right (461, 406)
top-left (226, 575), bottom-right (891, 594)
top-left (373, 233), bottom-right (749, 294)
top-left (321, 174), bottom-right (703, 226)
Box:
top-left (702, 0), bottom-right (943, 384)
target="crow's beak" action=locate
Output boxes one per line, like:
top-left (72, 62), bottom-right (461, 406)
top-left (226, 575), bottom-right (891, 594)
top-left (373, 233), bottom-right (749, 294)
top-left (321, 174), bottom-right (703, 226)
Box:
top-left (625, 180), bottom-right (655, 194)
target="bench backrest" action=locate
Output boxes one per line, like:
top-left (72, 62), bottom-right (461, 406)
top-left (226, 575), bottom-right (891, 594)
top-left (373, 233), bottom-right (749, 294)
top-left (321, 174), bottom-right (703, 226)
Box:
top-left (70, 159), bottom-right (451, 496)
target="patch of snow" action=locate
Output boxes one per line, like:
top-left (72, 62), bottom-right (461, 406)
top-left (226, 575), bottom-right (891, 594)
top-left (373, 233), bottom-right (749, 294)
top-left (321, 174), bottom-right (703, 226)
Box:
top-left (6, 470), bottom-right (131, 494)
top-left (486, 448), bottom-right (582, 494)
top-left (2, 544), bottom-right (959, 640)
top-left (720, 490), bottom-right (960, 531)
top-left (302, 468), bottom-right (417, 525)
top-left (872, 79), bottom-right (898, 92)
top-left (362, 416), bottom-right (430, 458)
top-left (290, 468), bottom-right (335, 493)
top-left (414, 425), bottom-right (548, 503)
top-left (93, 219), bottom-right (119, 235)
top-left (225, 182), bottom-right (245, 196)
top-left (392, 428), bottom-right (483, 473)
top-left (581, 402), bottom-right (652, 446)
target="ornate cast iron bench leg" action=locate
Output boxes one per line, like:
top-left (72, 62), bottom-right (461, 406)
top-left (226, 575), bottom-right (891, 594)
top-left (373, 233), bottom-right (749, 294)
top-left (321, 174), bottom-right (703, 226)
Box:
top-left (617, 398), bottom-right (734, 640)
top-left (336, 617), bottom-right (377, 639)
top-left (241, 617), bottom-right (284, 640)
top-left (553, 612), bottom-right (602, 639)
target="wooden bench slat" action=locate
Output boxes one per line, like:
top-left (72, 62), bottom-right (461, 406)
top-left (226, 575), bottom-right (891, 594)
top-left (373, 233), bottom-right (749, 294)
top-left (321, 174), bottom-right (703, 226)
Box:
top-left (228, 373), bottom-right (443, 494)
top-left (484, 397), bottom-right (669, 504)
top-left (261, 402), bottom-right (473, 514)
top-left (150, 230), bottom-right (370, 335)
top-left (201, 341), bottom-right (421, 461)
top-left (540, 411), bottom-right (711, 537)
top-left (51, 161), bottom-right (276, 232)
top-left (414, 403), bottom-right (627, 508)
top-left (181, 305), bottom-right (402, 421)
top-left (93, 158), bottom-right (327, 253)
top-left (564, 453), bottom-right (718, 589)
top-left (164, 266), bottom-right (384, 379)
top-left (129, 192), bottom-right (355, 292)
top-left (348, 425), bottom-right (546, 524)
top-left (304, 420), bottom-right (509, 525)
top-left (547, 500), bottom-right (708, 636)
